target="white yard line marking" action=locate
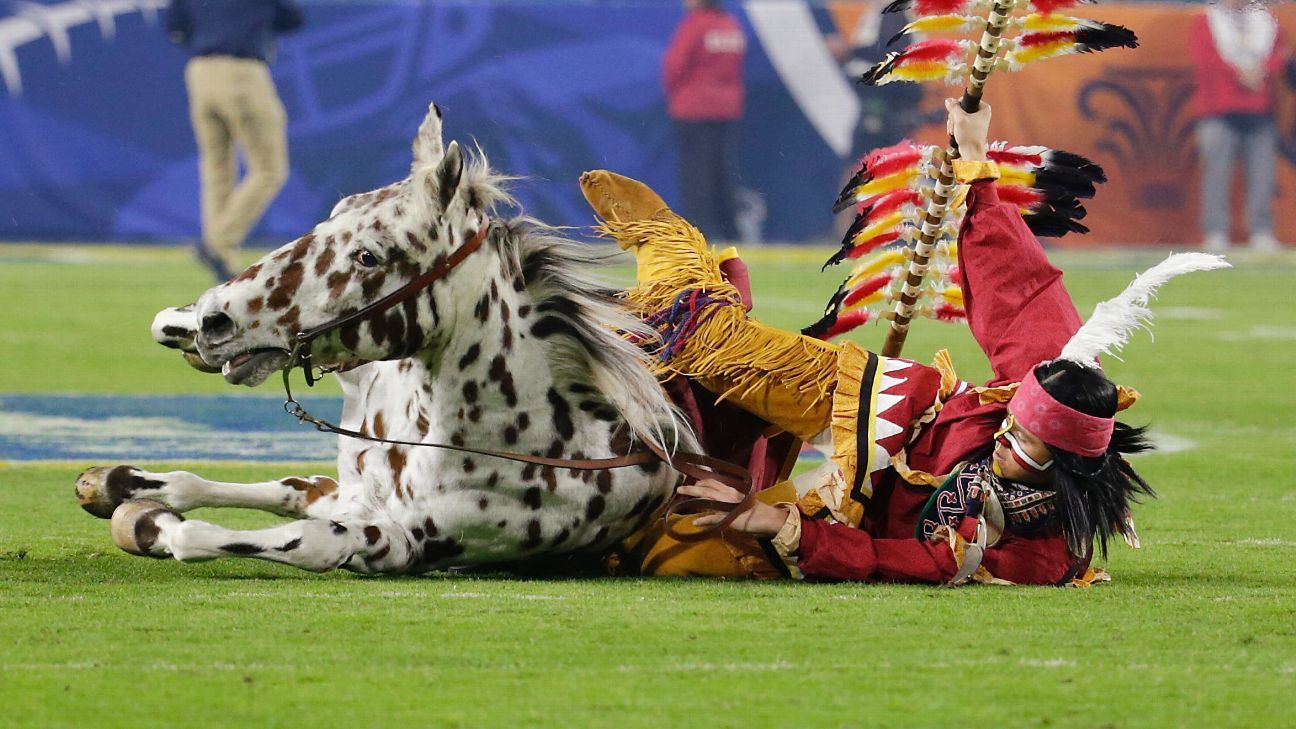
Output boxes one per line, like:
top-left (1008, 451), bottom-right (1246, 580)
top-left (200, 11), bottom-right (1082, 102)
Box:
top-left (1234, 538), bottom-right (1296, 547)
top-left (1159, 306), bottom-right (1223, 320)
top-left (1218, 325), bottom-right (1296, 341)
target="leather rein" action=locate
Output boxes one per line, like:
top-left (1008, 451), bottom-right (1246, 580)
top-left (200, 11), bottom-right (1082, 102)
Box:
top-left (278, 220), bottom-right (756, 542)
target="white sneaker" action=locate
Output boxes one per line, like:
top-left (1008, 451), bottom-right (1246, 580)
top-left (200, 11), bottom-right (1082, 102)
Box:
top-left (1248, 233), bottom-right (1281, 252)
top-left (1203, 233), bottom-right (1228, 253)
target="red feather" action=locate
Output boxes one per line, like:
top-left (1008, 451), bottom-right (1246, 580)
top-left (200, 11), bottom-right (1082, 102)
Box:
top-left (947, 264), bottom-right (963, 287)
top-left (858, 189), bottom-right (922, 220)
top-left (994, 185), bottom-right (1046, 209)
top-left (843, 273), bottom-right (895, 307)
top-left (896, 39), bottom-right (964, 64)
top-left (825, 309), bottom-right (873, 339)
top-left (1029, 0), bottom-right (1086, 16)
top-left (847, 230), bottom-right (903, 256)
top-left (863, 142), bottom-right (924, 179)
top-left (987, 147), bottom-right (1044, 168)
top-left (1018, 30), bottom-right (1078, 48)
top-left (933, 302), bottom-right (967, 322)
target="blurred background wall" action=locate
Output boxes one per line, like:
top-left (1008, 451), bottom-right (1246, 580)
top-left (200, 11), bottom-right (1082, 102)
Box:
top-left (1, 0), bottom-right (1293, 245)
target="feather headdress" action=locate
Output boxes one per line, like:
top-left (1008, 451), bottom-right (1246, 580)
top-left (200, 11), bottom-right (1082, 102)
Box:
top-left (1058, 253), bottom-right (1231, 366)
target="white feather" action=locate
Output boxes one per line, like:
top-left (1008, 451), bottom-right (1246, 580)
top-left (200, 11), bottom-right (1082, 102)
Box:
top-left (1059, 252), bottom-right (1231, 366)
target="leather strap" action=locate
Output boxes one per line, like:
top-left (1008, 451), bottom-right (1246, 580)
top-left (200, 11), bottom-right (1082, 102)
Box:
top-left (283, 382), bottom-right (754, 544)
top-left (294, 222), bottom-right (493, 350)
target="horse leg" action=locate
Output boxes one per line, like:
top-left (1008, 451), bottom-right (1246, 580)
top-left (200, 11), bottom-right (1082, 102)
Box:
top-left (75, 465), bottom-right (341, 520)
top-left (110, 500), bottom-right (413, 574)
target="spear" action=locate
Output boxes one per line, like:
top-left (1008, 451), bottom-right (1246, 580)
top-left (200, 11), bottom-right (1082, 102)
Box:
top-left (877, 0), bottom-right (1015, 358)
top-left (823, 0), bottom-right (1136, 352)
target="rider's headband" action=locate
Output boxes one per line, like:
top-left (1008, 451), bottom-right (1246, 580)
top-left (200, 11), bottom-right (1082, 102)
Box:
top-left (1008, 369), bottom-right (1114, 458)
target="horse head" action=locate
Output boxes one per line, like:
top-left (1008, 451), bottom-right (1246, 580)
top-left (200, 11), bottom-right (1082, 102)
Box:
top-left (192, 102), bottom-right (496, 386)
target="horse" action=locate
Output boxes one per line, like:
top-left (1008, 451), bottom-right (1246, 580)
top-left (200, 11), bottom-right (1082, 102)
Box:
top-left (74, 102), bottom-right (697, 575)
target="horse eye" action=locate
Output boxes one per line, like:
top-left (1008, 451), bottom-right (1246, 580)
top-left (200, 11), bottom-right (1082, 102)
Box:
top-left (353, 250), bottom-right (380, 268)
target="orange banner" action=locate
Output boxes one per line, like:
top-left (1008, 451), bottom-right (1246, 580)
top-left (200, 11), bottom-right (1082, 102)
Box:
top-left (835, 2), bottom-right (1296, 247)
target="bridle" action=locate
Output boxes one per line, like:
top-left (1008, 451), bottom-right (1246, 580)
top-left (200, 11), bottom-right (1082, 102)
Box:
top-left (278, 219), bottom-right (756, 542)
top-left (286, 222), bottom-right (494, 387)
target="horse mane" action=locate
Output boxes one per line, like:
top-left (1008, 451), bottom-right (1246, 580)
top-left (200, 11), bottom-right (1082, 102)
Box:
top-left (460, 150), bottom-right (698, 456)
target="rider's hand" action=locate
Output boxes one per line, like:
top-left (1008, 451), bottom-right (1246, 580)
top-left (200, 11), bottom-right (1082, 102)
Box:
top-left (946, 98), bottom-right (991, 162)
top-left (678, 479), bottom-right (791, 538)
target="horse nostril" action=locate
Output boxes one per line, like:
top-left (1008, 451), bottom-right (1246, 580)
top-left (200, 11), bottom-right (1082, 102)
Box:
top-left (200, 311), bottom-right (235, 341)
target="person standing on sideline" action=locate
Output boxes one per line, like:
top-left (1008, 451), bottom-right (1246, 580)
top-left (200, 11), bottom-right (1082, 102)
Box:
top-left (167, 0), bottom-right (304, 281)
top-left (663, 0), bottom-right (746, 242)
top-left (1189, 0), bottom-right (1289, 253)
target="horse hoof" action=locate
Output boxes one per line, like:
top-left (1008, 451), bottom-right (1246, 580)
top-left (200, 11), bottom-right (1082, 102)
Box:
top-left (75, 467), bottom-right (120, 519)
top-left (111, 500), bottom-right (181, 558)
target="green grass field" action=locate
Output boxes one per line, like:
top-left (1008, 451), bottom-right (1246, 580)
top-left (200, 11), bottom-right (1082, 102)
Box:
top-left (1, 243), bottom-right (1294, 727)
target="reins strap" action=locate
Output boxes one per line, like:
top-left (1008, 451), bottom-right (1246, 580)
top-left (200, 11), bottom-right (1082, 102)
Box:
top-left (648, 443), bottom-right (759, 543)
top-left (282, 371), bottom-right (757, 544)
top-left (283, 373), bottom-right (657, 470)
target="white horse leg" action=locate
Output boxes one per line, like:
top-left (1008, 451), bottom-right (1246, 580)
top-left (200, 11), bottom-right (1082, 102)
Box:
top-left (75, 466), bottom-right (341, 520)
top-left (111, 500), bottom-right (413, 574)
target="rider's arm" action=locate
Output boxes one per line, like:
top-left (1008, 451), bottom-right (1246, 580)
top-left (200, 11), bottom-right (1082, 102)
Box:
top-left (796, 515), bottom-right (1079, 585)
top-left (948, 101), bottom-right (1083, 385)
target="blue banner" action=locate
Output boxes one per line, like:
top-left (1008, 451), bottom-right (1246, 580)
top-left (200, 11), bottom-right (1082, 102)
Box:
top-left (0, 0), bottom-right (853, 243)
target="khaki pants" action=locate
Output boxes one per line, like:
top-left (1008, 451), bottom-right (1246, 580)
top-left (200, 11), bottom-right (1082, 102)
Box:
top-left (185, 56), bottom-right (289, 269)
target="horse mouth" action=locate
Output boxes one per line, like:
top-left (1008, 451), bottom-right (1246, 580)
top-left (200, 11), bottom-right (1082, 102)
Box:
top-left (221, 348), bottom-right (291, 386)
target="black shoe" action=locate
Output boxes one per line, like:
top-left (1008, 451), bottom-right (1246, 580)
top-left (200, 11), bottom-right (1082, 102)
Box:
top-left (194, 243), bottom-right (234, 282)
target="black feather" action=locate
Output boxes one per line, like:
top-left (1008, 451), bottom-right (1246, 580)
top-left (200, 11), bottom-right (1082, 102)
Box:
top-left (822, 248), bottom-right (851, 271)
top-left (800, 313), bottom-right (836, 339)
top-left (887, 26), bottom-right (912, 47)
top-left (1075, 23), bottom-right (1139, 52)
top-left (1033, 169), bottom-right (1098, 199)
top-left (859, 53), bottom-right (900, 86)
top-left (1047, 150), bottom-right (1107, 184)
top-left (1024, 210), bottom-right (1089, 238)
top-left (833, 213), bottom-right (874, 258)
top-left (832, 170), bottom-right (870, 213)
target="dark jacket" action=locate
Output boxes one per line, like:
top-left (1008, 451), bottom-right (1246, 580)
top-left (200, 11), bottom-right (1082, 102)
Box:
top-left (167, 0), bottom-right (303, 63)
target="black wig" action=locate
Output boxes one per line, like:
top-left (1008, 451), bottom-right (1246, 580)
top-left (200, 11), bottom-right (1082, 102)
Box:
top-left (1034, 359), bottom-right (1155, 559)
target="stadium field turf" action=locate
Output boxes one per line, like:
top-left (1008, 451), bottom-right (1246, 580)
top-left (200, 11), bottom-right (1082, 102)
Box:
top-left (1, 243), bottom-right (1294, 727)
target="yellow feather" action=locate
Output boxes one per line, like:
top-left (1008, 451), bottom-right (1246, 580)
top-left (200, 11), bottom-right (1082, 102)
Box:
top-left (846, 250), bottom-right (906, 286)
top-left (997, 167), bottom-right (1037, 187)
top-left (842, 289), bottom-right (887, 312)
top-left (1022, 14), bottom-right (1083, 32)
top-left (854, 169), bottom-right (921, 199)
top-left (942, 286), bottom-right (964, 305)
top-left (891, 61), bottom-right (960, 83)
top-left (1008, 40), bottom-right (1073, 66)
top-left (851, 210), bottom-right (908, 246)
top-left (906, 15), bottom-right (975, 34)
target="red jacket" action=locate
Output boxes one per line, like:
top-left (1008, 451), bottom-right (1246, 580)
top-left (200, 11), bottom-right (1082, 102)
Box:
top-left (1188, 12), bottom-right (1288, 119)
top-left (796, 181), bottom-right (1088, 585)
top-left (662, 9), bottom-right (746, 121)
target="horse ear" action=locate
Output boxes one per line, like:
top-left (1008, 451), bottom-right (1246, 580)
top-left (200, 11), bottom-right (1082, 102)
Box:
top-left (435, 140), bottom-right (464, 212)
top-left (411, 102), bottom-right (444, 169)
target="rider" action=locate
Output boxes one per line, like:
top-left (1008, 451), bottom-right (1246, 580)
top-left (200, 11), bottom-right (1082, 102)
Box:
top-left (580, 100), bottom-right (1162, 586)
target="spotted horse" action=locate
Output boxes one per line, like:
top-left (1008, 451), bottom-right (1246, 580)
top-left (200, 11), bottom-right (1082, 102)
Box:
top-left (74, 103), bottom-right (699, 574)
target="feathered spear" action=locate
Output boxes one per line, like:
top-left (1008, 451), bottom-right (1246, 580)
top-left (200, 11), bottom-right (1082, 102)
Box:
top-left (806, 140), bottom-right (1106, 341)
top-left (852, 0), bottom-right (1137, 358)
